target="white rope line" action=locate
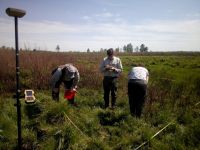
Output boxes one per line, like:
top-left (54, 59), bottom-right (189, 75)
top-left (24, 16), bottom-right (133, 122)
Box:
top-left (134, 121), bottom-right (174, 150)
top-left (63, 112), bottom-right (90, 140)
top-left (195, 101), bottom-right (200, 106)
top-left (60, 100), bottom-right (199, 149)
top-left (134, 100), bottom-right (200, 150)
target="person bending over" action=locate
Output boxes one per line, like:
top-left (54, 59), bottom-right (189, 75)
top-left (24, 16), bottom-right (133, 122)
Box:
top-left (50, 64), bottom-right (80, 105)
top-left (128, 64), bottom-right (149, 117)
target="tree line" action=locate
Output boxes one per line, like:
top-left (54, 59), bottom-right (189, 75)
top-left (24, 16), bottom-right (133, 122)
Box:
top-left (87, 43), bottom-right (149, 53)
top-left (123, 43), bottom-right (148, 53)
top-left (1, 42), bottom-right (148, 53)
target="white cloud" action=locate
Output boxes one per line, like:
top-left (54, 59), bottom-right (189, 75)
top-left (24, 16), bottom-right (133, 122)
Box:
top-left (0, 17), bottom-right (200, 51)
top-left (0, 18), bottom-right (80, 34)
top-left (82, 16), bottom-right (91, 20)
top-left (186, 13), bottom-right (200, 17)
top-left (95, 12), bottom-right (113, 17)
top-left (132, 20), bottom-right (200, 35)
top-left (82, 11), bottom-right (123, 23)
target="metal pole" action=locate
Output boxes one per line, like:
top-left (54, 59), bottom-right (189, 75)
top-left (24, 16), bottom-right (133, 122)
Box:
top-left (14, 16), bottom-right (22, 150)
top-left (6, 7), bottom-right (26, 150)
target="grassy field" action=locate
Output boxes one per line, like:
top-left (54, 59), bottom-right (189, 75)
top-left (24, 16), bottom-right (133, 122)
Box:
top-left (0, 49), bottom-right (200, 150)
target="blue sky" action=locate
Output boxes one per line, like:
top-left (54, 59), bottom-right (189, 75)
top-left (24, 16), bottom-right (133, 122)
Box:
top-left (0, 0), bottom-right (200, 51)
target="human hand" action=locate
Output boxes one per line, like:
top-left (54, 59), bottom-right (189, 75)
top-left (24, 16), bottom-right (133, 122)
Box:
top-left (105, 65), bottom-right (115, 71)
top-left (73, 88), bottom-right (77, 92)
top-left (70, 87), bottom-right (77, 92)
top-left (113, 68), bottom-right (118, 72)
top-left (105, 65), bottom-right (112, 70)
top-left (66, 88), bottom-right (76, 93)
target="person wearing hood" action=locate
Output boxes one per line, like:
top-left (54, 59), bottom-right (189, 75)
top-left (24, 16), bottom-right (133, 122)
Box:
top-left (50, 64), bottom-right (80, 105)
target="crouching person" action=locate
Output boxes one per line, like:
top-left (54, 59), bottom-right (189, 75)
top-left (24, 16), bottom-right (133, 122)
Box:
top-left (50, 64), bottom-right (80, 105)
top-left (128, 64), bottom-right (149, 117)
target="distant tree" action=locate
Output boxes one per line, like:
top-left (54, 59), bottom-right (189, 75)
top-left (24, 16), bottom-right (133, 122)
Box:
top-left (145, 46), bottom-right (148, 52)
top-left (134, 46), bottom-right (139, 52)
top-left (139, 44), bottom-right (148, 52)
top-left (1, 46), bottom-right (6, 49)
top-left (127, 43), bottom-right (133, 53)
top-left (115, 47), bottom-right (120, 53)
top-left (123, 45), bottom-right (127, 52)
top-left (87, 48), bottom-right (90, 53)
top-left (24, 43), bottom-right (30, 51)
top-left (123, 43), bottom-right (133, 52)
top-left (140, 44), bottom-right (145, 52)
top-left (56, 45), bottom-right (60, 52)
top-left (100, 48), bottom-right (104, 52)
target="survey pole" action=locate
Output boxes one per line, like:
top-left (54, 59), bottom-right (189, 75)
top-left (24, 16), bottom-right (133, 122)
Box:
top-left (6, 8), bottom-right (26, 150)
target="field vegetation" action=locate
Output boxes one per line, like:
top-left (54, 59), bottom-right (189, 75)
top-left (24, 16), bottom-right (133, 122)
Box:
top-left (0, 48), bottom-right (200, 150)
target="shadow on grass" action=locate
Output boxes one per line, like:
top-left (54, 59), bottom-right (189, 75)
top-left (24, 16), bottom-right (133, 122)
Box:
top-left (98, 110), bottom-right (127, 126)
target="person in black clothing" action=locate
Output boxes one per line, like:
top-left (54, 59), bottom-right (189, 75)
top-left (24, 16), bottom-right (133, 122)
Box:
top-left (128, 64), bottom-right (149, 117)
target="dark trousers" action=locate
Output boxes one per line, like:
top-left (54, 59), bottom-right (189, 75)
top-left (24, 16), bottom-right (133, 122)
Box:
top-left (103, 76), bottom-right (118, 108)
top-left (52, 78), bottom-right (74, 103)
top-left (128, 80), bottom-right (147, 117)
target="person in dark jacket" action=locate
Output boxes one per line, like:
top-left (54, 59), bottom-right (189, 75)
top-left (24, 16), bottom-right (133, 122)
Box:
top-left (128, 64), bottom-right (149, 117)
top-left (50, 64), bottom-right (80, 104)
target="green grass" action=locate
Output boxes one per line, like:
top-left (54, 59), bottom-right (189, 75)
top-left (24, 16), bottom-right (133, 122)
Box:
top-left (0, 52), bottom-right (200, 149)
top-left (1, 87), bottom-right (199, 149)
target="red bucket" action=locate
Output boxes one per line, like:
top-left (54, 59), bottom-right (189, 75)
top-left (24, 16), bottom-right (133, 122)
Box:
top-left (64, 90), bottom-right (76, 100)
